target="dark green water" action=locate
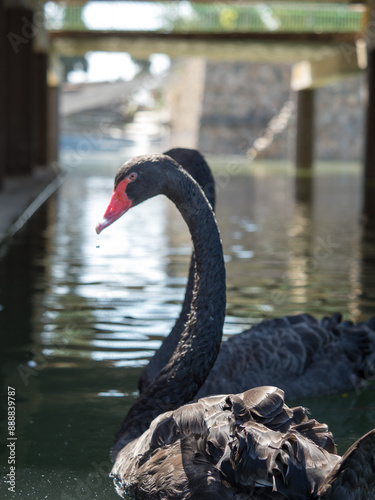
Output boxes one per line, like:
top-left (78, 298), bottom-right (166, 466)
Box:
top-left (1, 158), bottom-right (375, 499)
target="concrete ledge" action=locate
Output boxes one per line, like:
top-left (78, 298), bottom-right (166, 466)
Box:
top-left (0, 167), bottom-right (59, 244)
top-left (291, 40), bottom-right (366, 91)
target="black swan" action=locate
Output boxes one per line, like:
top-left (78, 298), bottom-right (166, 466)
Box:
top-left (137, 148), bottom-right (375, 400)
top-left (96, 154), bottom-right (375, 499)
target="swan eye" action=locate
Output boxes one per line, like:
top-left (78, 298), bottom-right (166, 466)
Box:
top-left (128, 172), bottom-right (138, 182)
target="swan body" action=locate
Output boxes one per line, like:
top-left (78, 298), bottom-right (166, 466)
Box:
top-left (112, 386), bottom-right (338, 500)
top-left (111, 385), bottom-right (375, 500)
top-left (96, 153), bottom-right (375, 499)
top-left (138, 148), bottom-right (375, 400)
top-left (197, 313), bottom-right (375, 399)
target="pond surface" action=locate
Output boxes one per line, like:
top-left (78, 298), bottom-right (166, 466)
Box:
top-left (1, 149), bottom-right (375, 499)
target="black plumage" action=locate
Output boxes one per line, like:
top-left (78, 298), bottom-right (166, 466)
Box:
top-left (97, 153), bottom-right (375, 499)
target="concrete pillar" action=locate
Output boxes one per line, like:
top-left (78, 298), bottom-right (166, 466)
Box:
top-left (364, 47), bottom-right (375, 180)
top-left (0, 0), bottom-right (6, 189)
top-left (295, 89), bottom-right (315, 169)
top-left (34, 51), bottom-right (48, 166)
top-left (5, 8), bottom-right (34, 175)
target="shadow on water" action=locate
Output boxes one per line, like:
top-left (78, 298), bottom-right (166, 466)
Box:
top-left (1, 158), bottom-right (375, 499)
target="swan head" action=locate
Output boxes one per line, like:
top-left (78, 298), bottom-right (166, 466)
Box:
top-left (95, 154), bottom-right (180, 234)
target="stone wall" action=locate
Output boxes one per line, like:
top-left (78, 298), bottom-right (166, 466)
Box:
top-left (198, 61), bottom-right (292, 159)
top-left (314, 75), bottom-right (366, 161)
top-left (166, 58), bottom-right (366, 162)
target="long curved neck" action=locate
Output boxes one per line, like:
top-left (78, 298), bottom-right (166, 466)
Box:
top-left (113, 167), bottom-right (226, 457)
top-left (138, 256), bottom-right (196, 392)
top-left (138, 149), bottom-right (215, 393)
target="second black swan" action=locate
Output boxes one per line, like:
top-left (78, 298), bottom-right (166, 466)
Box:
top-left (136, 148), bottom-right (375, 400)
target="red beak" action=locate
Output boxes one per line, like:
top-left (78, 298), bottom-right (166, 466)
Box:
top-left (96, 179), bottom-right (133, 234)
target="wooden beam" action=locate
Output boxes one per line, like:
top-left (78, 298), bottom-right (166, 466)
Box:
top-left (34, 52), bottom-right (49, 166)
top-left (57, 0), bottom-right (364, 4)
top-left (47, 83), bottom-right (59, 165)
top-left (295, 89), bottom-right (315, 169)
top-left (0, 0), bottom-right (6, 189)
top-left (49, 30), bottom-right (363, 44)
top-left (365, 47), bottom-right (375, 180)
top-left (5, 8), bottom-right (35, 176)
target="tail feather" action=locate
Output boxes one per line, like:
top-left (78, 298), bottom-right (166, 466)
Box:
top-left (318, 428), bottom-right (375, 499)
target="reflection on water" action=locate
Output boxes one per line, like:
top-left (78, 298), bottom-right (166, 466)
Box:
top-left (1, 159), bottom-right (375, 498)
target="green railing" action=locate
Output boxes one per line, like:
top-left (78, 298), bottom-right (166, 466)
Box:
top-left (45, 1), bottom-right (367, 33)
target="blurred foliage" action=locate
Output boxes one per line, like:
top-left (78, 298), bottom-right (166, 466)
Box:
top-left (45, 2), bottom-right (366, 33)
top-left (161, 2), bottom-right (365, 33)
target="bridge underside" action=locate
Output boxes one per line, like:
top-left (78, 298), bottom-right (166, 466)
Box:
top-left (50, 31), bottom-right (361, 61)
top-left (50, 30), bottom-right (365, 90)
